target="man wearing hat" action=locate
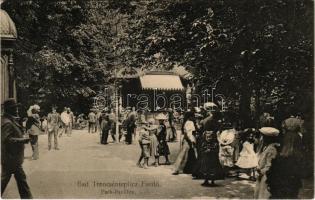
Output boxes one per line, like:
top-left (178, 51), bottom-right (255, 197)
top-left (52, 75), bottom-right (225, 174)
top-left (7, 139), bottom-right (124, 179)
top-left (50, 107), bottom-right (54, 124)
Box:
top-left (1, 98), bottom-right (33, 198)
top-left (100, 113), bottom-right (111, 144)
top-left (167, 108), bottom-right (177, 142)
top-left (88, 109), bottom-right (96, 133)
top-left (47, 106), bottom-right (61, 150)
top-left (125, 107), bottom-right (137, 144)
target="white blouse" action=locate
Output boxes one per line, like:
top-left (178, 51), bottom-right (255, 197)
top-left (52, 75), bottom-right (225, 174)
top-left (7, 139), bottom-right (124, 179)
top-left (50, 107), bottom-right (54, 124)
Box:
top-left (184, 120), bottom-right (196, 143)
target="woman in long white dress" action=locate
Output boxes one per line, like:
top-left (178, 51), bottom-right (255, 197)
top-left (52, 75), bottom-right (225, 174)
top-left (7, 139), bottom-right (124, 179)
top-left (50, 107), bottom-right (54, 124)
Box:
top-left (172, 111), bottom-right (196, 175)
top-left (254, 127), bottom-right (280, 199)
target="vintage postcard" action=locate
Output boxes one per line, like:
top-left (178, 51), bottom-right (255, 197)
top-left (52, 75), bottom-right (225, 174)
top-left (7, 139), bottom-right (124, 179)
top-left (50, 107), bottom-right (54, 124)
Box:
top-left (1, 0), bottom-right (313, 199)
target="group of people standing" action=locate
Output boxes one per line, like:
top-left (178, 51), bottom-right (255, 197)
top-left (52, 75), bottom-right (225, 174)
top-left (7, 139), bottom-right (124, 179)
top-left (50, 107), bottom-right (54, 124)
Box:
top-left (137, 113), bottom-right (171, 169)
top-left (1, 100), bottom-right (78, 199)
top-left (23, 105), bottom-right (75, 160)
top-left (0, 97), bottom-right (310, 199)
top-left (171, 105), bottom-right (307, 198)
top-left (96, 107), bottom-right (138, 145)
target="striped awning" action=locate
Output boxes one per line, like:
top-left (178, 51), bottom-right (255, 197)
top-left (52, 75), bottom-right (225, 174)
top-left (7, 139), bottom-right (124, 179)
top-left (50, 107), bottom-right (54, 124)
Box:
top-left (140, 74), bottom-right (184, 91)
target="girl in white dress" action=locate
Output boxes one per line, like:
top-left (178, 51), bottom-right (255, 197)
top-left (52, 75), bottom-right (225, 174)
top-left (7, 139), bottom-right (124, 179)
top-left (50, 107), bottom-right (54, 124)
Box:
top-left (236, 132), bottom-right (258, 180)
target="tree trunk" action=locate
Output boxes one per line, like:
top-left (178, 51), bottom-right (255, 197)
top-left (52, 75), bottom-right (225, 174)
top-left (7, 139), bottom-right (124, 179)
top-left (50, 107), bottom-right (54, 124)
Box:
top-left (254, 88), bottom-right (261, 127)
top-left (239, 85), bottom-right (251, 127)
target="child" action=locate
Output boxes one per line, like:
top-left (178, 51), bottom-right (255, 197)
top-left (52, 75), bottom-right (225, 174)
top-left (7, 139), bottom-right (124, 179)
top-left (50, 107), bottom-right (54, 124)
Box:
top-left (235, 131), bottom-right (258, 180)
top-left (137, 123), bottom-right (151, 169)
top-left (217, 129), bottom-right (236, 176)
top-left (198, 131), bottom-right (224, 186)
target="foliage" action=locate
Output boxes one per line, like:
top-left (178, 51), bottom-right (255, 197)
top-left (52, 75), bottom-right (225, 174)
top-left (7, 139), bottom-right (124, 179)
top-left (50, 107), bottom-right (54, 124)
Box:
top-left (2, 0), bottom-right (313, 120)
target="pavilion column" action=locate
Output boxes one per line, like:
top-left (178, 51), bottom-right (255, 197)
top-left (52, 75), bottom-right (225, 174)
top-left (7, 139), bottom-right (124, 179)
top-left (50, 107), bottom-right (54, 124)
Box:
top-left (8, 49), bottom-right (15, 98)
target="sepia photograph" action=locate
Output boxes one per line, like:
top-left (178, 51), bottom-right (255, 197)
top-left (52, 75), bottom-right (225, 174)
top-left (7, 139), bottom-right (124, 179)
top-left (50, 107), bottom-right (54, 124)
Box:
top-left (0, 0), bottom-right (314, 199)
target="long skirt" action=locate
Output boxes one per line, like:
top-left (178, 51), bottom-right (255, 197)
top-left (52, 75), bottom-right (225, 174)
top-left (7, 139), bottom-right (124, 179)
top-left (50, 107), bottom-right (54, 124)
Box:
top-left (254, 175), bottom-right (271, 199)
top-left (158, 140), bottom-right (170, 156)
top-left (173, 140), bottom-right (196, 174)
top-left (198, 151), bottom-right (224, 180)
top-left (184, 148), bottom-right (197, 174)
top-left (150, 134), bottom-right (159, 157)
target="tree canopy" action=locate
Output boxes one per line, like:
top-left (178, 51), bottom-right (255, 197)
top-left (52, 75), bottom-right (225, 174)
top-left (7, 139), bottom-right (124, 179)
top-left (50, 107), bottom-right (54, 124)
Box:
top-left (2, 0), bottom-right (313, 120)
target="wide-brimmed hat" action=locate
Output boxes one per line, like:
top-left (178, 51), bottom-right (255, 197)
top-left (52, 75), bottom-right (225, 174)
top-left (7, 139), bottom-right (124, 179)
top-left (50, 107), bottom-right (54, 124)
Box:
top-left (2, 98), bottom-right (20, 109)
top-left (155, 113), bottom-right (167, 120)
top-left (218, 129), bottom-right (236, 145)
top-left (259, 127), bottom-right (279, 137)
top-left (204, 102), bottom-right (217, 110)
top-left (32, 104), bottom-right (40, 111)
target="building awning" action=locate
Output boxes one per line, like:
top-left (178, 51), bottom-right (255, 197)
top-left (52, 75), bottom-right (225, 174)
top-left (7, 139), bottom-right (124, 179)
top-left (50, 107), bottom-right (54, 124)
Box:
top-left (140, 73), bottom-right (184, 91)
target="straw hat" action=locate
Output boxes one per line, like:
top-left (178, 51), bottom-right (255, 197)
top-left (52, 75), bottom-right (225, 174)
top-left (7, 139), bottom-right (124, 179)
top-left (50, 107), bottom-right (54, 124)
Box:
top-left (259, 127), bottom-right (279, 137)
top-left (33, 104), bottom-right (40, 110)
top-left (204, 102), bottom-right (217, 110)
top-left (218, 129), bottom-right (236, 145)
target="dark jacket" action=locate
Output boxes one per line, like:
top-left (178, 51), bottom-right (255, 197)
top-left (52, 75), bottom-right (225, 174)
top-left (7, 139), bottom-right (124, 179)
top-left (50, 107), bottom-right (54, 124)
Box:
top-left (157, 124), bottom-right (167, 141)
top-left (1, 114), bottom-right (29, 167)
top-left (100, 119), bottom-right (111, 131)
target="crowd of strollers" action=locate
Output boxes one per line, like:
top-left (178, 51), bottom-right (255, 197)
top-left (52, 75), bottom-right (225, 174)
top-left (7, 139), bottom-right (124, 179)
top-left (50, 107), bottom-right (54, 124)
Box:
top-left (135, 104), bottom-right (307, 199)
top-left (22, 102), bottom-right (308, 199)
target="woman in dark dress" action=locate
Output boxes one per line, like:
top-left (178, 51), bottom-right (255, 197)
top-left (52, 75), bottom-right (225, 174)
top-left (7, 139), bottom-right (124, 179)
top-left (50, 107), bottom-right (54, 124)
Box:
top-left (197, 130), bottom-right (224, 186)
top-left (157, 119), bottom-right (171, 165)
top-left (193, 110), bottom-right (221, 178)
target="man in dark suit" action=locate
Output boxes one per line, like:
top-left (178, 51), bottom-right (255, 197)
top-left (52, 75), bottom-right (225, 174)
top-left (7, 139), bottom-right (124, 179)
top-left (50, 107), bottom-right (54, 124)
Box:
top-left (1, 98), bottom-right (33, 198)
top-left (125, 107), bottom-right (137, 144)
